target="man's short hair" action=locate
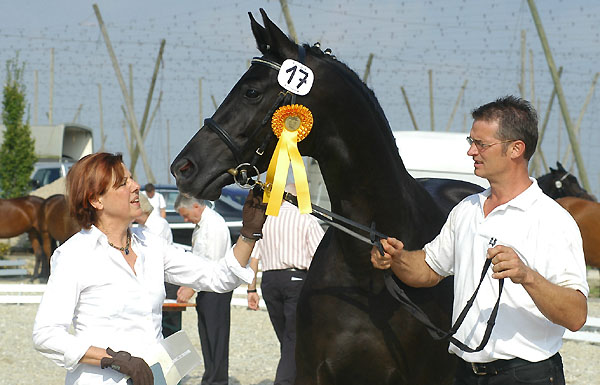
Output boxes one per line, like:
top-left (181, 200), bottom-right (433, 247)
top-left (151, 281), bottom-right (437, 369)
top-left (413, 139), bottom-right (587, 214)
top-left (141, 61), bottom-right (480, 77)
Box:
top-left (144, 183), bottom-right (155, 193)
top-left (471, 95), bottom-right (538, 160)
top-left (174, 194), bottom-right (208, 211)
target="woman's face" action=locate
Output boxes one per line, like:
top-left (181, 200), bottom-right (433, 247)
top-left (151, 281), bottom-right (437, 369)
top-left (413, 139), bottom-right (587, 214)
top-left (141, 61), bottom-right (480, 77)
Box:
top-left (96, 163), bottom-right (142, 223)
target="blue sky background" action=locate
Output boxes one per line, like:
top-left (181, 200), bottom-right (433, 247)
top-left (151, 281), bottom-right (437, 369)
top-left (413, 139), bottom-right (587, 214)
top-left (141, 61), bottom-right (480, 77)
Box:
top-left (1, 0), bottom-right (599, 197)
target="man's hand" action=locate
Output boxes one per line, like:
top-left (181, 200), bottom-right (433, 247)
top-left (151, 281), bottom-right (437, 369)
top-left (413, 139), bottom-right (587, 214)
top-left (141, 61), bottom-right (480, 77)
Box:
top-left (241, 188), bottom-right (267, 240)
top-left (370, 238), bottom-right (405, 270)
top-left (100, 348), bottom-right (153, 385)
top-left (176, 287), bottom-right (195, 303)
top-left (487, 245), bottom-right (532, 284)
top-left (247, 292), bottom-right (260, 310)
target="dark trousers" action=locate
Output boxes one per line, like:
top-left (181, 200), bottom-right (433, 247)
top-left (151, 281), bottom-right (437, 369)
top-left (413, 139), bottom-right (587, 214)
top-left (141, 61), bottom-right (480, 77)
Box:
top-left (196, 290), bottom-right (233, 385)
top-left (261, 269), bottom-right (307, 385)
top-left (162, 283), bottom-right (182, 338)
top-left (453, 353), bottom-right (565, 385)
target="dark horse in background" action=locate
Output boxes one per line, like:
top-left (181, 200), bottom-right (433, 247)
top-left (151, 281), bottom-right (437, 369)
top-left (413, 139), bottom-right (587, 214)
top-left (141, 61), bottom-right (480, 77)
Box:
top-left (171, 10), bottom-right (483, 384)
top-left (537, 161), bottom-right (596, 202)
top-left (537, 162), bottom-right (598, 268)
top-left (37, 194), bottom-right (80, 278)
top-left (0, 196), bottom-right (44, 277)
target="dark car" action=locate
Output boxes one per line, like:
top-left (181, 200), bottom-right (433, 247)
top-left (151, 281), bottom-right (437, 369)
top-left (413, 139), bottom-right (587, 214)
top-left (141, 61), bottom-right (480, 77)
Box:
top-left (142, 184), bottom-right (249, 246)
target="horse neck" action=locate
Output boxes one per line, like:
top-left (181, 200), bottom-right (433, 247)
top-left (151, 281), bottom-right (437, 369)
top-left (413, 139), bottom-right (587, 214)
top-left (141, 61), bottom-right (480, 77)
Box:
top-left (303, 77), bottom-right (437, 241)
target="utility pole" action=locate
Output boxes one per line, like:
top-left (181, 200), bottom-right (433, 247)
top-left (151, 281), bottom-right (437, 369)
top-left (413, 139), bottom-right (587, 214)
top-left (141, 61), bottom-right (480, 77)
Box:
top-left (562, 72), bottom-right (599, 169)
top-left (445, 79), bottom-right (468, 132)
top-left (400, 87), bottom-right (419, 131)
top-left (279, 0), bottom-right (298, 42)
top-left (527, 0), bottom-right (590, 191)
top-left (93, 3), bottom-right (155, 183)
top-left (363, 53), bottom-right (374, 83)
top-left (428, 69), bottom-right (434, 131)
top-left (33, 70), bottom-right (38, 125)
top-left (130, 39), bottom-right (166, 176)
top-left (49, 48), bottom-right (54, 124)
top-left (167, 119), bottom-right (171, 184)
top-left (530, 67), bottom-right (563, 175)
top-left (98, 83), bottom-right (106, 152)
top-left (72, 104), bottom-right (83, 123)
top-left (519, 30), bottom-right (526, 98)
top-left (199, 78), bottom-right (203, 128)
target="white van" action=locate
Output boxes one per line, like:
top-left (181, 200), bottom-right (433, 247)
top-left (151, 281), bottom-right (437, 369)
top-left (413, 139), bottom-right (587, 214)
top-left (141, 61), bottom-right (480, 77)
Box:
top-left (0, 123), bottom-right (94, 189)
top-left (393, 130), bottom-right (489, 189)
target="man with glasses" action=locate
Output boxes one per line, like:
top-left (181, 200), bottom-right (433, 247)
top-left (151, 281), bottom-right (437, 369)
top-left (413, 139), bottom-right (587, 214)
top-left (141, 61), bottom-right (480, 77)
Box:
top-left (371, 95), bottom-right (588, 384)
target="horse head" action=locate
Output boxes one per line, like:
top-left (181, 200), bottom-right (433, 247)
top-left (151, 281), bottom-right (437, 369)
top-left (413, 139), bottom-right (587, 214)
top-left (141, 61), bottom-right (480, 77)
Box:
top-left (171, 9), bottom-right (407, 220)
top-left (171, 9), bottom-right (324, 200)
top-left (538, 162), bottom-right (596, 201)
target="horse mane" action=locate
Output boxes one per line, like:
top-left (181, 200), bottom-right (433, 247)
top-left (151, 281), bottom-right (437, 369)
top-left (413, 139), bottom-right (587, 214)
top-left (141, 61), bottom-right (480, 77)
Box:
top-left (304, 44), bottom-right (398, 147)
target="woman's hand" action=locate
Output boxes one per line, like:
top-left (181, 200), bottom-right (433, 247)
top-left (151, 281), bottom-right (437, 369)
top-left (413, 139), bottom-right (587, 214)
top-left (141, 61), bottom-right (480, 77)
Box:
top-left (101, 348), bottom-right (153, 385)
top-left (241, 187), bottom-right (267, 240)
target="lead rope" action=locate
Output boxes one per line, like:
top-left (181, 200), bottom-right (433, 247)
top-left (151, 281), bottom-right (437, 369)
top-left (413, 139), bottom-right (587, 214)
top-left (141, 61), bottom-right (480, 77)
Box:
top-left (240, 179), bottom-right (502, 352)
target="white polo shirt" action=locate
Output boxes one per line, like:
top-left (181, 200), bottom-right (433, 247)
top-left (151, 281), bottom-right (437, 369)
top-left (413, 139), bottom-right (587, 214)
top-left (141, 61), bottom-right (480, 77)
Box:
top-left (424, 178), bottom-right (588, 363)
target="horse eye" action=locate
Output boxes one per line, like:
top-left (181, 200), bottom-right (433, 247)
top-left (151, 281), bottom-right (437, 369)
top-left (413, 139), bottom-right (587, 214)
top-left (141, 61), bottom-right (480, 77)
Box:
top-left (245, 89), bottom-right (260, 99)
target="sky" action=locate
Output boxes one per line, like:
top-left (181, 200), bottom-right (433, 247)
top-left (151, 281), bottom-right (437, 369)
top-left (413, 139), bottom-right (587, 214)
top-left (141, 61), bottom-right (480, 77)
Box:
top-left (1, 0), bottom-right (599, 197)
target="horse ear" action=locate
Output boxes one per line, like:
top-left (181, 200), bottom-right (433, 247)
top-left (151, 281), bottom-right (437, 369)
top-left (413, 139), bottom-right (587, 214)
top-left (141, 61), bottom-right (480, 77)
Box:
top-left (258, 8), bottom-right (297, 60)
top-left (249, 11), bottom-right (270, 55)
top-left (556, 162), bottom-right (566, 172)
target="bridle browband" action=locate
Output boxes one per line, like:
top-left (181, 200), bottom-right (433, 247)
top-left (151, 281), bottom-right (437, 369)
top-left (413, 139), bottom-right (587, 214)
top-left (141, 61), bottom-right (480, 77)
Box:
top-left (205, 48), bottom-right (502, 353)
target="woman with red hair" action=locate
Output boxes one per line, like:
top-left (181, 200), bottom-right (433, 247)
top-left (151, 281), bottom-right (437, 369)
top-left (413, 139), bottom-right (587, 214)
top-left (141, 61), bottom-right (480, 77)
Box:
top-left (32, 153), bottom-right (266, 385)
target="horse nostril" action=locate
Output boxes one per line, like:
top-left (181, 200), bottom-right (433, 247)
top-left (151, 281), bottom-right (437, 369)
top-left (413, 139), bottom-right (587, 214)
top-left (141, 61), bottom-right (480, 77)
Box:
top-left (179, 161), bottom-right (192, 173)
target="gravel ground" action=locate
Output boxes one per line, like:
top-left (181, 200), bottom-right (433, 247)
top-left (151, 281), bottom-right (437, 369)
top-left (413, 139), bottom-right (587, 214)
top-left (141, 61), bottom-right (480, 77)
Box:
top-left (1, 260), bottom-right (599, 385)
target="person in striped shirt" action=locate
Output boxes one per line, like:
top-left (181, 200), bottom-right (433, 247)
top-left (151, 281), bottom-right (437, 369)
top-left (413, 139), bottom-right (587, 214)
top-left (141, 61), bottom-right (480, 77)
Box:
top-left (247, 184), bottom-right (325, 385)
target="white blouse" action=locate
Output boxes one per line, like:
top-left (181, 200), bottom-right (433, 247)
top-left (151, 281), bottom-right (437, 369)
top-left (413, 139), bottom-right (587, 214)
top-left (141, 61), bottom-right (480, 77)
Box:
top-left (32, 225), bottom-right (253, 385)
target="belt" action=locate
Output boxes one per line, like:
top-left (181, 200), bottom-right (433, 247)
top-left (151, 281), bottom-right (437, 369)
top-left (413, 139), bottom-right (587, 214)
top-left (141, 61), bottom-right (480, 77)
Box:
top-left (464, 353), bottom-right (559, 376)
top-left (266, 268), bottom-right (307, 272)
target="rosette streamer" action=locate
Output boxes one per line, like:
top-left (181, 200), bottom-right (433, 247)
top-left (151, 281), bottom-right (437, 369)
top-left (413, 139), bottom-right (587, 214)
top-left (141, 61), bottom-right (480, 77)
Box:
top-left (264, 104), bottom-right (313, 216)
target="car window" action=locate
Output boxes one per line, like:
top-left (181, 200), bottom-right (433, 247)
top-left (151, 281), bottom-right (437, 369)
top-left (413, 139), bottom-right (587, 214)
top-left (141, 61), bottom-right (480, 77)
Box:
top-left (33, 168), bottom-right (61, 186)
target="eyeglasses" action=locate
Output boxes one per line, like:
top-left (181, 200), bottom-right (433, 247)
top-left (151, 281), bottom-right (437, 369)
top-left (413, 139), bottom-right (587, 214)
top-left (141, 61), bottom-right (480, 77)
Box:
top-left (466, 136), bottom-right (516, 151)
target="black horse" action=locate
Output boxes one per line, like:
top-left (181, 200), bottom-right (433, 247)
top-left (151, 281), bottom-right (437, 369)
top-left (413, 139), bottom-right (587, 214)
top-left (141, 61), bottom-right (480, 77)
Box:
top-left (172, 10), bottom-right (483, 384)
top-left (537, 162), bottom-right (596, 201)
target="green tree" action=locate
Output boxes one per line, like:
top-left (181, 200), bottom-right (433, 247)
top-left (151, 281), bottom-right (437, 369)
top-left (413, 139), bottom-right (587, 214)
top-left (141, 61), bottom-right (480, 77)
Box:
top-left (0, 55), bottom-right (36, 198)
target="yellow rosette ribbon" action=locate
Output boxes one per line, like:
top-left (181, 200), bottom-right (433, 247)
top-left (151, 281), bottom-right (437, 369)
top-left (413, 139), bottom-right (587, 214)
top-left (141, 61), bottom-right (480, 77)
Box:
top-left (264, 104), bottom-right (313, 216)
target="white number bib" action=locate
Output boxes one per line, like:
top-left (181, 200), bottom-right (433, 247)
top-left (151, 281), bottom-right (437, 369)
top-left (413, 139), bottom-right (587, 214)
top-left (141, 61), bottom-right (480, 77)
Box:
top-left (277, 59), bottom-right (314, 96)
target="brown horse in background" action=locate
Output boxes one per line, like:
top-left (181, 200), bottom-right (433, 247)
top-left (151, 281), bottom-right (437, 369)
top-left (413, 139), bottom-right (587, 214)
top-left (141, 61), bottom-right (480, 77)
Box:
top-left (0, 196), bottom-right (44, 277)
top-left (557, 197), bottom-right (600, 268)
top-left (38, 194), bottom-right (80, 277)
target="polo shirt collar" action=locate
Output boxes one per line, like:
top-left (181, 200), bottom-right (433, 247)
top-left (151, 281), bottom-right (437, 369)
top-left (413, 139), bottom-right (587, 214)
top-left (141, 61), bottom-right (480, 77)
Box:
top-left (479, 177), bottom-right (541, 213)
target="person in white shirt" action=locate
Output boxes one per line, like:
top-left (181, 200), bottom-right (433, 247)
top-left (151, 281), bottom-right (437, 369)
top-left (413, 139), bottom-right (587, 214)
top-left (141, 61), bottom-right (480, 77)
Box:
top-left (142, 183), bottom-right (166, 219)
top-left (134, 193), bottom-right (173, 244)
top-left (174, 195), bottom-right (232, 385)
top-left (32, 152), bottom-right (267, 385)
top-left (247, 184), bottom-right (325, 385)
top-left (133, 193), bottom-right (183, 338)
top-left (371, 96), bottom-right (588, 384)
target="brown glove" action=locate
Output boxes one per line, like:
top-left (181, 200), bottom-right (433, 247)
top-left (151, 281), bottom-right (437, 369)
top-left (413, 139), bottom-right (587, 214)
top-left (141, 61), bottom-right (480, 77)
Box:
top-left (100, 347), bottom-right (154, 385)
top-left (240, 187), bottom-right (267, 240)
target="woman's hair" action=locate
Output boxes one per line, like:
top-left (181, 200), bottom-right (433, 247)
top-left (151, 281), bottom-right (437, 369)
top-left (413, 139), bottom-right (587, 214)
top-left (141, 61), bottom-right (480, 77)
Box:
top-left (66, 152), bottom-right (125, 229)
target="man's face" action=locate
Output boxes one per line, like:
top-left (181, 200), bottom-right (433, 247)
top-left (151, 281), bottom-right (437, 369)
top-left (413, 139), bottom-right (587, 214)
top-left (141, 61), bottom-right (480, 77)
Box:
top-left (467, 119), bottom-right (512, 181)
top-left (177, 203), bottom-right (204, 224)
top-left (146, 190), bottom-right (155, 198)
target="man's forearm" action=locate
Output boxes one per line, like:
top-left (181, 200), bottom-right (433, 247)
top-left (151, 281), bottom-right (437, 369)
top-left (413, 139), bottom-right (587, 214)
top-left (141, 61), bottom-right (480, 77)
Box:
top-left (523, 270), bottom-right (587, 331)
top-left (391, 249), bottom-right (443, 288)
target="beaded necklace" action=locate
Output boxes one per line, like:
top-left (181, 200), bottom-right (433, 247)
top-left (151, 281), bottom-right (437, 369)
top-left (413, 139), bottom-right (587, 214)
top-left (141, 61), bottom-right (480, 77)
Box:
top-left (108, 231), bottom-right (131, 255)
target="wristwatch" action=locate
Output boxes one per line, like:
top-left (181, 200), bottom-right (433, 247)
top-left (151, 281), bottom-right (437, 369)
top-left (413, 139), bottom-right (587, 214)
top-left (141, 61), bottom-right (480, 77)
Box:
top-left (239, 234), bottom-right (258, 243)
